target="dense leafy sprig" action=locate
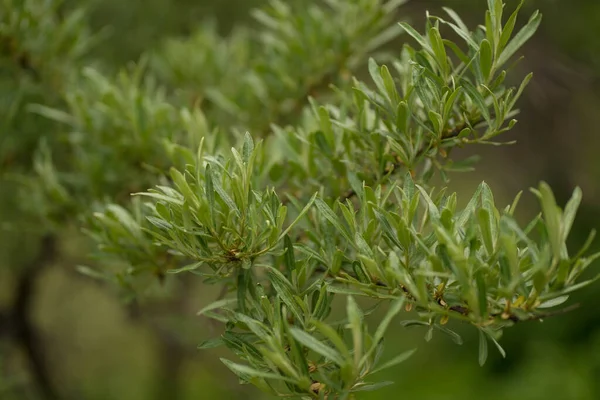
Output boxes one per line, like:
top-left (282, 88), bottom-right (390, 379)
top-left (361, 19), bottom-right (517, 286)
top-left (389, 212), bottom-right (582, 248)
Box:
top-left (10, 0), bottom-right (598, 399)
top-left (0, 0), bottom-right (100, 168)
top-left (150, 0), bottom-right (408, 135)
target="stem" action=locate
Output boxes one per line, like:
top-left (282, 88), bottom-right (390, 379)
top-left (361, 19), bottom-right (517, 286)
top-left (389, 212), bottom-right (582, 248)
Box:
top-left (12, 234), bottom-right (60, 400)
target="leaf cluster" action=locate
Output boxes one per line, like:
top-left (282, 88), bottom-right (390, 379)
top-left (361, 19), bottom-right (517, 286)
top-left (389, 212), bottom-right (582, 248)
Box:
top-left (5, 1), bottom-right (599, 398)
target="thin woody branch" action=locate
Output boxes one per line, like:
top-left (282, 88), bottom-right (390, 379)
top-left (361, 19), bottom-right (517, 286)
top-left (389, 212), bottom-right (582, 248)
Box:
top-left (11, 235), bottom-right (60, 400)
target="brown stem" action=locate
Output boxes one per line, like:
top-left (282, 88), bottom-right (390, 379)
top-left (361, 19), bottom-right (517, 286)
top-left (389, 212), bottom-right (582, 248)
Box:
top-left (11, 234), bottom-right (60, 400)
top-left (0, 310), bottom-right (11, 338)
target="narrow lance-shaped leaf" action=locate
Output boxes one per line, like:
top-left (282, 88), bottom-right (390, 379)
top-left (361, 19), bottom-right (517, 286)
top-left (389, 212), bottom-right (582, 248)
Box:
top-left (374, 297), bottom-right (405, 344)
top-left (398, 22), bottom-right (432, 52)
top-left (346, 296), bottom-right (364, 367)
top-left (315, 198), bottom-right (355, 245)
top-left (499, 0), bottom-right (525, 52)
top-left (497, 10), bottom-right (542, 68)
top-left (284, 234), bottom-right (296, 271)
top-left (210, 165), bottom-right (241, 217)
top-left (312, 320), bottom-right (352, 364)
top-left (479, 39), bottom-right (493, 82)
top-left (197, 298), bottom-right (237, 316)
top-left (290, 328), bottom-right (346, 366)
top-left (428, 27), bottom-right (449, 77)
top-left (536, 182), bottom-right (563, 259)
top-left (562, 187), bottom-right (582, 243)
top-left (478, 330), bottom-right (488, 366)
top-left (221, 358), bottom-right (298, 383)
top-left (371, 349), bottom-right (417, 374)
top-left (277, 192), bottom-right (317, 242)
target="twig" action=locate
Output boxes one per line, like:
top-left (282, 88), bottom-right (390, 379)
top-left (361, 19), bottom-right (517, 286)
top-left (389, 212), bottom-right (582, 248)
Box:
top-left (520, 303), bottom-right (581, 322)
top-left (339, 119), bottom-right (475, 202)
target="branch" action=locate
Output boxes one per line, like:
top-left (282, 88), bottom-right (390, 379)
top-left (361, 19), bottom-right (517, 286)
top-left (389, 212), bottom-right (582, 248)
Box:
top-left (339, 119), bottom-right (476, 202)
top-left (316, 263), bottom-right (579, 326)
top-left (262, 55), bottom-right (352, 136)
top-left (12, 234), bottom-right (60, 400)
top-left (1, 34), bottom-right (41, 81)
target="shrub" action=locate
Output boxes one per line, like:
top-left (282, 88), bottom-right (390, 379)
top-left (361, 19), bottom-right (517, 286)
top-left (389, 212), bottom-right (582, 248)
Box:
top-left (2, 0), bottom-right (598, 399)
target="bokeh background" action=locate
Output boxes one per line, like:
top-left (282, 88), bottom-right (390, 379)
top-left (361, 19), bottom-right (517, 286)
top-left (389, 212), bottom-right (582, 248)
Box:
top-left (2, 0), bottom-right (600, 399)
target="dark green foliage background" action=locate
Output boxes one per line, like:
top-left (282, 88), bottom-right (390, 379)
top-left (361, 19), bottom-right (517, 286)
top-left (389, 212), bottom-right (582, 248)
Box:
top-left (2, 0), bottom-right (600, 399)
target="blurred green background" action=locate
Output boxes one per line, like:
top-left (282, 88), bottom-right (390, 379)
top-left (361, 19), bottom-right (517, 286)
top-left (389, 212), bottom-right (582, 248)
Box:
top-left (2, 0), bottom-right (600, 399)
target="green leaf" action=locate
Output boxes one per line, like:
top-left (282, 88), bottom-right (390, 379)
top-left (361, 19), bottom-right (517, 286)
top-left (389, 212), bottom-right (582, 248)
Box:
top-left (318, 106), bottom-right (334, 139)
top-left (507, 72), bottom-right (533, 112)
top-left (371, 349), bottom-right (417, 374)
top-left (351, 381), bottom-right (395, 392)
top-left (562, 187), bottom-right (582, 243)
top-left (346, 296), bottom-right (364, 367)
top-left (539, 275), bottom-right (600, 300)
top-left (416, 185), bottom-right (440, 221)
top-left (499, 0), bottom-right (525, 52)
top-left (429, 110), bottom-right (443, 135)
top-left (479, 39), bottom-right (493, 82)
top-left (326, 285), bottom-right (372, 297)
top-left (440, 20), bottom-right (478, 50)
top-left (168, 261), bottom-right (204, 274)
top-left (399, 320), bottom-right (429, 328)
top-left (284, 235), bottom-right (296, 271)
top-left (75, 265), bottom-right (109, 281)
top-left (290, 328), bottom-right (345, 366)
top-left (461, 80), bottom-right (492, 126)
top-left (536, 182), bottom-right (562, 259)
top-left (443, 87), bottom-right (462, 123)
top-left (478, 208), bottom-right (495, 255)
top-left (266, 267), bottom-right (304, 324)
top-left (478, 330), bottom-right (488, 366)
top-left (368, 58), bottom-right (386, 97)
top-left (428, 27), bottom-right (448, 76)
top-left (381, 64), bottom-right (399, 105)
top-left (489, 334), bottom-right (506, 359)
top-left (374, 210), bottom-right (403, 250)
top-left (221, 358), bottom-right (297, 383)
top-left (197, 298), bottom-right (237, 316)
top-left (314, 131), bottom-right (333, 158)
top-left (278, 192), bottom-right (317, 241)
top-left (205, 88), bottom-right (241, 115)
top-left (315, 198), bottom-right (354, 245)
top-left (442, 7), bottom-right (470, 35)
top-left (234, 313), bottom-right (270, 338)
top-left (433, 325), bottom-right (464, 345)
top-left (170, 168), bottom-right (197, 206)
top-left (403, 171), bottom-right (416, 201)
top-left (398, 22), bottom-right (431, 52)
top-left (374, 297), bottom-right (405, 344)
top-left (242, 132), bottom-right (254, 164)
top-left (210, 166), bottom-right (240, 217)
top-left (205, 164), bottom-right (216, 225)
top-left (497, 11), bottom-right (542, 68)
top-left (312, 320), bottom-right (352, 363)
top-left (198, 337), bottom-right (223, 349)
top-left (538, 295), bottom-right (569, 309)
top-left (28, 104), bottom-right (76, 125)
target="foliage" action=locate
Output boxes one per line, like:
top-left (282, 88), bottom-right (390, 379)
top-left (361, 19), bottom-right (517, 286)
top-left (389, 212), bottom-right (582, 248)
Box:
top-left (0, 0), bottom-right (101, 168)
top-left (2, 0), bottom-right (599, 399)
